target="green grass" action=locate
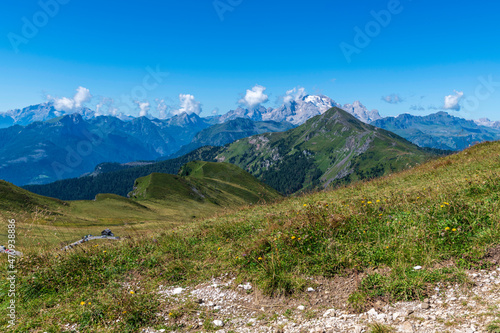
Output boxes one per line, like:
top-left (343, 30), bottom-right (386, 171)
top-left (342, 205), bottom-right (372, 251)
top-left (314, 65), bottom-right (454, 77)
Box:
top-left (369, 322), bottom-right (396, 333)
top-left (1, 141), bottom-right (500, 331)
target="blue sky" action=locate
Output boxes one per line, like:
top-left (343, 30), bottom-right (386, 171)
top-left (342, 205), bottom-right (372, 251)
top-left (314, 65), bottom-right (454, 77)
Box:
top-left (0, 0), bottom-right (499, 120)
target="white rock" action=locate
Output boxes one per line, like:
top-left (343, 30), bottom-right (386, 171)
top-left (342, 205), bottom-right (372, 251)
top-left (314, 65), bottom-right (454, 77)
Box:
top-left (172, 287), bottom-right (184, 294)
top-left (238, 283), bottom-right (252, 290)
top-left (307, 287), bottom-right (315, 292)
top-left (367, 308), bottom-right (378, 317)
top-left (323, 309), bottom-right (335, 317)
top-left (297, 305), bottom-right (305, 311)
top-left (213, 319), bottom-right (224, 327)
top-left (413, 265), bottom-right (422, 270)
top-left (214, 305), bottom-right (221, 310)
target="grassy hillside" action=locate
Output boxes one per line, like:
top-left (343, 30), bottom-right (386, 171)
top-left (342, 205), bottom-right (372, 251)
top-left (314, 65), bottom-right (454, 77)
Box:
top-left (0, 162), bottom-right (279, 250)
top-left (130, 161), bottom-right (281, 206)
top-left (2, 141), bottom-right (499, 332)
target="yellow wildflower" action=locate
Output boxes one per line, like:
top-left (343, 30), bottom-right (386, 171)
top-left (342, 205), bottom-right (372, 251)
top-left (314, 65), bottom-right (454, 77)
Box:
top-left (367, 201), bottom-right (372, 204)
top-left (80, 301), bottom-right (85, 305)
top-left (376, 200), bottom-right (380, 203)
top-left (291, 236), bottom-right (296, 239)
top-left (258, 257), bottom-right (263, 260)
top-left (452, 228), bottom-right (457, 232)
top-left (130, 291), bottom-right (135, 294)
top-left (445, 227), bottom-right (450, 231)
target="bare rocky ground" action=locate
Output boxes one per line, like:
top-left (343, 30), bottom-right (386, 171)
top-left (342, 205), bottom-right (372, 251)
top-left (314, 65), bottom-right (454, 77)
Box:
top-left (141, 267), bottom-right (500, 333)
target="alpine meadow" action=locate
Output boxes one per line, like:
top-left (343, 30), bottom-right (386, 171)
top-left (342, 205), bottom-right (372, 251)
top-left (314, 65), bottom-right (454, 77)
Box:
top-left (1, 1), bottom-right (500, 332)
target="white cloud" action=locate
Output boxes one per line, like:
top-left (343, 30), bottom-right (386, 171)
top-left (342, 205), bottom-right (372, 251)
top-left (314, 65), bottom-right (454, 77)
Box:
top-left (52, 97), bottom-right (76, 112)
top-left (239, 85), bottom-right (269, 108)
top-left (49, 86), bottom-right (93, 112)
top-left (212, 107), bottom-right (219, 115)
top-left (172, 94), bottom-right (202, 116)
top-left (443, 90), bottom-right (464, 111)
top-left (73, 86), bottom-right (92, 107)
top-left (382, 94), bottom-right (403, 104)
top-left (284, 87), bottom-right (307, 104)
top-left (135, 100), bottom-right (151, 117)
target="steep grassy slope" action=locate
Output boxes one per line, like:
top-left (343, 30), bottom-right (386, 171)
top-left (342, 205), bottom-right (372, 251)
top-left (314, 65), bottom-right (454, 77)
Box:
top-left (216, 107), bottom-right (437, 193)
top-left (2, 140), bottom-right (498, 331)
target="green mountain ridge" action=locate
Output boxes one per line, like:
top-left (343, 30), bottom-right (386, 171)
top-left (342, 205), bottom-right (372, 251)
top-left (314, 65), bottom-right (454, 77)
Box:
top-left (214, 107), bottom-right (440, 193)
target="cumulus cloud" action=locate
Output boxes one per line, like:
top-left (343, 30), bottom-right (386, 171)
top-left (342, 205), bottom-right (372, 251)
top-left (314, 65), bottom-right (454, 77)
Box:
top-left (443, 90), bottom-right (464, 111)
top-left (382, 94), bottom-right (403, 104)
top-left (239, 85), bottom-right (269, 109)
top-left (49, 86), bottom-right (92, 112)
top-left (135, 100), bottom-right (151, 117)
top-left (73, 87), bottom-right (92, 107)
top-left (212, 107), bottom-right (219, 115)
top-left (172, 94), bottom-right (202, 116)
top-left (284, 87), bottom-right (307, 104)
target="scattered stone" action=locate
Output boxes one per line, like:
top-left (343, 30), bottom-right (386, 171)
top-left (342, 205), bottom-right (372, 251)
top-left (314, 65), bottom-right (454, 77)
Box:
top-left (400, 321), bottom-right (414, 332)
top-left (421, 302), bottom-right (430, 310)
top-left (297, 305), bottom-right (305, 311)
top-left (413, 265), bottom-right (422, 270)
top-left (367, 308), bottom-right (378, 317)
top-left (307, 287), bottom-right (315, 292)
top-left (238, 283), bottom-right (252, 290)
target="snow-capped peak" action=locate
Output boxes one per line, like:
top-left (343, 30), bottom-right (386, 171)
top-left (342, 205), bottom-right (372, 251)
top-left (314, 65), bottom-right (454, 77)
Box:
top-left (474, 118), bottom-right (500, 129)
top-left (342, 101), bottom-right (381, 123)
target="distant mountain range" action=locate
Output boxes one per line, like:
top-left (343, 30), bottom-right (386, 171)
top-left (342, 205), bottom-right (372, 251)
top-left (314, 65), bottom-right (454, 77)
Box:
top-left (372, 112), bottom-right (500, 151)
top-left (209, 96), bottom-right (382, 125)
top-left (25, 107), bottom-right (441, 199)
top-left (1, 96), bottom-right (499, 187)
top-left (0, 112), bottom-right (210, 185)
